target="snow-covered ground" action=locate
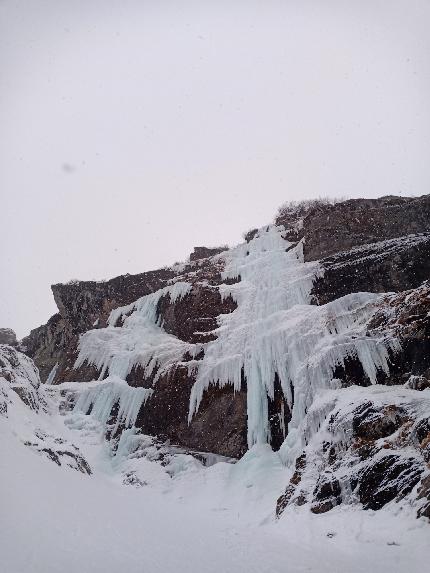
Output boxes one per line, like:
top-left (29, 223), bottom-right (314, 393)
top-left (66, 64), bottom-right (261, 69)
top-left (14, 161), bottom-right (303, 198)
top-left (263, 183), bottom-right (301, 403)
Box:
top-left (1, 380), bottom-right (429, 573)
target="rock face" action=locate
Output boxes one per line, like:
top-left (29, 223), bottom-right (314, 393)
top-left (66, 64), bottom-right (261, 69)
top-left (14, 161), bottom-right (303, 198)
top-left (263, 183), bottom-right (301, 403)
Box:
top-left (0, 343), bottom-right (41, 411)
top-left (21, 194), bottom-right (430, 516)
top-left (22, 269), bottom-right (176, 383)
top-left (189, 246), bottom-right (226, 262)
top-left (0, 328), bottom-right (17, 346)
top-left (276, 385), bottom-right (430, 519)
top-left (312, 234), bottom-right (430, 305)
top-left (277, 194), bottom-right (430, 261)
top-left (0, 344), bottom-right (91, 473)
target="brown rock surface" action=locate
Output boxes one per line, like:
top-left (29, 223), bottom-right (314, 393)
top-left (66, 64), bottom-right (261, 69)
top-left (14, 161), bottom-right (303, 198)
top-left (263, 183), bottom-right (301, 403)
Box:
top-left (277, 194), bottom-right (430, 261)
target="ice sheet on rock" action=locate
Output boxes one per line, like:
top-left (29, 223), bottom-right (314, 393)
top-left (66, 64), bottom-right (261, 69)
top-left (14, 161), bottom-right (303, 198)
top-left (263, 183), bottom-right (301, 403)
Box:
top-left (74, 226), bottom-right (402, 455)
top-left (189, 226), bottom-right (321, 446)
top-left (75, 282), bottom-right (196, 382)
top-left (108, 281), bottom-right (192, 327)
top-left (73, 376), bottom-right (153, 433)
top-left (188, 226), bottom-right (399, 451)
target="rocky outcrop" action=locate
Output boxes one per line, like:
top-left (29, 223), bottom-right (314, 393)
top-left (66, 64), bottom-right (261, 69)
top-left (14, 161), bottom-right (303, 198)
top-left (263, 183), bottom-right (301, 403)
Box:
top-left (22, 269), bottom-right (176, 384)
top-left (276, 282), bottom-right (430, 519)
top-left (51, 270), bottom-right (176, 333)
top-left (22, 429), bottom-right (92, 475)
top-left (137, 367), bottom-right (248, 458)
top-left (157, 284), bottom-right (237, 344)
top-left (189, 246), bottom-right (226, 262)
top-left (312, 234), bottom-right (430, 305)
top-left (0, 344), bottom-right (42, 411)
top-left (276, 386), bottom-right (430, 519)
top-left (368, 282), bottom-right (430, 386)
top-left (0, 345), bottom-right (91, 474)
top-left (0, 328), bottom-right (17, 346)
top-left (277, 194), bottom-right (430, 261)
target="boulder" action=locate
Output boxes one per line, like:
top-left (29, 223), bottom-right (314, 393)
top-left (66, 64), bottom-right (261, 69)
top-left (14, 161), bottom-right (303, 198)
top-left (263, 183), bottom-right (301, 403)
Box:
top-left (0, 328), bottom-right (17, 346)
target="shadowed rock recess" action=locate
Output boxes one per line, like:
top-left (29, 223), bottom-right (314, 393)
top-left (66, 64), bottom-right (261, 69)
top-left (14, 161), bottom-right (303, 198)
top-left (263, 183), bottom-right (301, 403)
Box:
top-left (21, 194), bottom-right (430, 517)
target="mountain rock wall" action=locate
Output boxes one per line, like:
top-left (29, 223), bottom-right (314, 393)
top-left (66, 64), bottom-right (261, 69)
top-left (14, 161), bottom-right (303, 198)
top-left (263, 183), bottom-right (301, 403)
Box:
top-left (22, 195), bottom-right (430, 472)
top-left (277, 194), bottom-right (430, 261)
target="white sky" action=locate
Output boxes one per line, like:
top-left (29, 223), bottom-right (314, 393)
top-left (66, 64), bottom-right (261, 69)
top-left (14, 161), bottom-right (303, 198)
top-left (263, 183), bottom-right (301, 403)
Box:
top-left (1, 0), bottom-right (430, 338)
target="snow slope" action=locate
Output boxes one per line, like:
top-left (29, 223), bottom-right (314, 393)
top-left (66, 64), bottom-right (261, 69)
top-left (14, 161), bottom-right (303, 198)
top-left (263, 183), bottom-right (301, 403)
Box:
top-left (1, 376), bottom-right (429, 573)
top-left (2, 218), bottom-right (430, 572)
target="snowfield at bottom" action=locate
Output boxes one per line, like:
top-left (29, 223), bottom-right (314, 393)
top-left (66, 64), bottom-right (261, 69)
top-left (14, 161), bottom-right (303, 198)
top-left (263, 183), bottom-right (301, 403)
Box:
top-left (1, 382), bottom-right (429, 573)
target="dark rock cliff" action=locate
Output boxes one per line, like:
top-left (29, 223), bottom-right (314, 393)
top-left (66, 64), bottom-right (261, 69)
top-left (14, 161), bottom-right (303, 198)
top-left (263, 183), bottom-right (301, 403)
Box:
top-left (277, 194), bottom-right (430, 261)
top-left (312, 234), bottom-right (430, 305)
top-left (0, 328), bottom-right (17, 346)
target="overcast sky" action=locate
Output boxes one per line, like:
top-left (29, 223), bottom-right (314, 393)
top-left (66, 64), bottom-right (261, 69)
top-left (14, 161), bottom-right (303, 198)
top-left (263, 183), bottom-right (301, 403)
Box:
top-left (1, 0), bottom-right (430, 338)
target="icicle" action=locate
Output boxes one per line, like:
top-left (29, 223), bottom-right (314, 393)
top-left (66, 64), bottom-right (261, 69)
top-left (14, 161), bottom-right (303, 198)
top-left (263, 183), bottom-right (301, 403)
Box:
top-left (188, 226), bottom-right (401, 454)
top-left (45, 362), bottom-right (59, 385)
top-left (73, 225), bottom-right (402, 458)
top-left (107, 281), bottom-right (192, 327)
top-left (188, 227), bottom-right (321, 445)
top-left (278, 402), bottom-right (286, 438)
top-left (74, 282), bottom-right (195, 382)
top-left (73, 376), bottom-right (153, 433)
